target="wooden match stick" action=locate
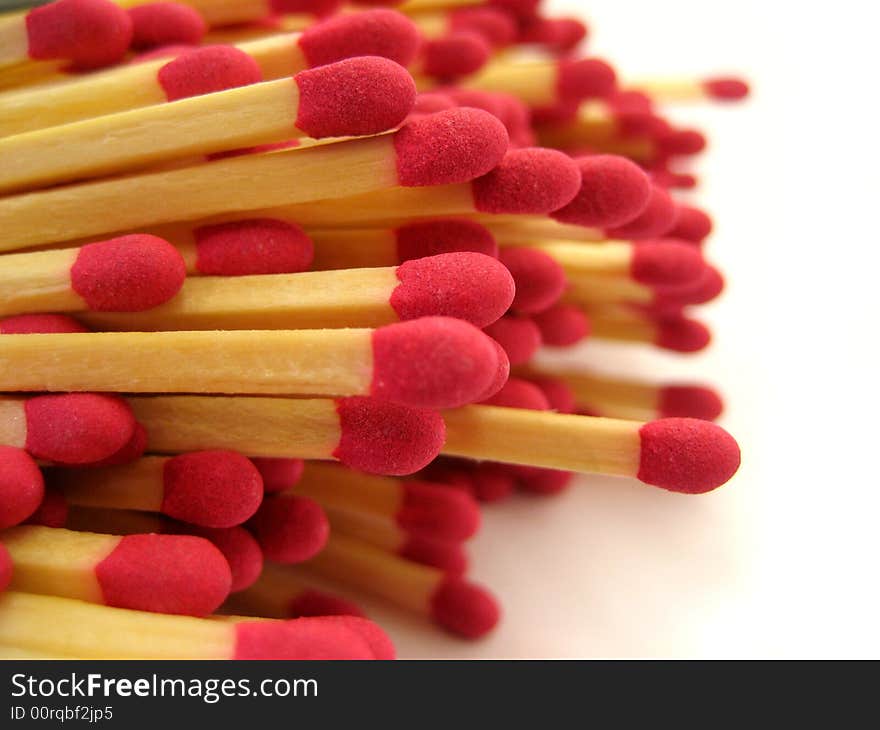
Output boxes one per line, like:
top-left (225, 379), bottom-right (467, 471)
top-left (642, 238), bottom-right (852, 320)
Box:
top-left (577, 307), bottom-right (713, 352)
top-left (628, 75), bottom-right (750, 103)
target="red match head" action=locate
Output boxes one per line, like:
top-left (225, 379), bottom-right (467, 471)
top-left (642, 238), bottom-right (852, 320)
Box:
top-left (527, 376), bottom-right (577, 414)
top-left (333, 397), bottom-right (445, 476)
top-left (483, 315), bottom-right (542, 366)
top-left (287, 590), bottom-right (366, 619)
top-left (90, 422), bottom-right (148, 467)
top-left (668, 205), bottom-right (714, 244)
top-left (421, 31), bottom-right (492, 79)
top-left (0, 314), bottom-right (88, 334)
top-left (401, 535), bottom-right (468, 575)
top-left (557, 57), bottom-right (617, 101)
top-left (551, 155), bottom-right (653, 228)
top-left (398, 480), bottom-right (481, 541)
top-left (517, 466), bottom-right (574, 495)
top-left (233, 617), bottom-right (374, 659)
top-left (638, 418), bottom-right (740, 493)
top-left (194, 219), bottom-right (314, 276)
top-left (430, 578), bottom-right (501, 638)
top-left (656, 317), bottom-right (711, 353)
top-left (473, 147), bottom-right (582, 214)
top-left (312, 615), bottom-right (396, 660)
top-left (532, 303), bottom-right (591, 347)
top-left (450, 7), bottom-right (517, 47)
top-left (250, 457), bottom-right (305, 493)
top-left (24, 393), bottom-right (135, 465)
top-left (482, 377), bottom-right (550, 410)
top-left (271, 0), bottom-right (343, 16)
top-left (631, 239), bottom-right (705, 286)
top-left (703, 76), bottom-right (750, 101)
top-left (0, 446), bottom-right (44, 529)
top-left (161, 451), bottom-right (264, 528)
top-left (395, 219), bottom-right (498, 261)
top-left (659, 386), bottom-right (724, 421)
top-left (71, 234), bottom-right (186, 312)
top-left (499, 246), bottom-right (567, 314)
top-left (189, 525), bottom-right (264, 593)
top-left (25, 0), bottom-right (132, 69)
top-left (394, 107), bottom-right (509, 187)
top-left (128, 2), bottom-right (206, 51)
top-left (371, 316), bottom-right (504, 408)
top-left (298, 8), bottom-right (420, 68)
top-left (249, 494), bottom-right (328, 564)
top-left (391, 252), bottom-right (514, 327)
top-left (23, 486), bottom-right (68, 528)
top-left (0, 542), bottom-right (11, 593)
top-left (470, 461), bottom-right (515, 502)
top-left (653, 265), bottom-right (725, 309)
top-left (488, 0), bottom-right (540, 21)
top-left (475, 337), bottom-right (510, 402)
top-left (411, 92), bottom-right (456, 116)
top-left (295, 56), bottom-right (416, 138)
top-left (520, 17), bottom-right (588, 52)
top-left (158, 45), bottom-right (262, 102)
top-left (605, 184), bottom-right (678, 239)
top-left (95, 533), bottom-right (232, 615)
top-left (657, 128), bottom-right (707, 157)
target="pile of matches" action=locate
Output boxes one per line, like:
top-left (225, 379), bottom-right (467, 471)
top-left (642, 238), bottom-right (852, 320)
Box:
top-left (0, 0), bottom-right (748, 659)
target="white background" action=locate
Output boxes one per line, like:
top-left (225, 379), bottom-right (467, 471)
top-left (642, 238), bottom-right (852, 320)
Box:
top-left (362, 0), bottom-right (880, 657)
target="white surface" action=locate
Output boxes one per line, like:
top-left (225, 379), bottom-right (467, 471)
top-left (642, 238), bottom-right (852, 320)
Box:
top-left (375, 0), bottom-right (879, 658)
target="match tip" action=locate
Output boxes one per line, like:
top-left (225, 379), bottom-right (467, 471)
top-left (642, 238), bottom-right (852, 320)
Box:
top-left (474, 147), bottom-right (582, 214)
top-left (334, 397), bottom-right (445, 476)
top-left (631, 240), bottom-right (705, 286)
top-left (287, 590), bottom-right (366, 619)
top-left (298, 8), bottom-right (421, 68)
top-left (659, 386), bottom-right (724, 421)
top-left (90, 422), bottom-right (148, 467)
top-left (668, 205), bottom-right (714, 244)
top-left (552, 155), bottom-right (653, 228)
top-left (71, 234), bottom-right (186, 312)
top-left (372, 316), bottom-right (503, 408)
top-left (518, 467), bottom-right (574, 495)
top-left (394, 107), bottom-right (509, 187)
top-left (431, 578), bottom-right (501, 639)
top-left (395, 219), bottom-right (498, 262)
top-left (532, 304), bottom-right (590, 347)
top-left (249, 495), bottom-right (329, 564)
top-left (314, 616), bottom-right (396, 660)
top-left (483, 315), bottom-right (542, 366)
top-left (233, 617), bottom-right (374, 660)
top-left (482, 377), bottom-right (550, 411)
top-left (0, 314), bottom-right (88, 334)
top-left (654, 265), bottom-right (724, 308)
top-left (23, 486), bottom-right (68, 528)
top-left (157, 45), bottom-right (262, 102)
top-left (520, 17), bottom-right (587, 52)
top-left (450, 7), bottom-right (517, 47)
top-left (421, 31), bottom-right (492, 79)
top-left (161, 451), bottom-right (263, 528)
top-left (400, 481), bottom-right (481, 541)
top-left (0, 446), bottom-right (44, 530)
top-left (250, 457), bottom-right (305, 493)
top-left (392, 252), bottom-right (514, 327)
top-left (475, 337), bottom-right (510, 401)
top-left (24, 393), bottom-right (135, 465)
top-left (401, 536), bottom-right (468, 575)
top-left (189, 526), bottom-right (263, 593)
top-left (26, 0), bottom-right (132, 68)
top-left (658, 128), bottom-right (707, 156)
top-left (558, 57), bottom-right (617, 101)
top-left (128, 2), bottom-right (207, 51)
top-left (195, 219), bottom-right (314, 276)
top-left (489, 0), bottom-right (540, 22)
top-left (499, 246), bottom-right (567, 314)
top-left (527, 377), bottom-right (577, 414)
top-left (606, 184), bottom-right (678, 240)
top-left (470, 462), bottom-right (515, 502)
top-left (0, 542), bottom-right (11, 593)
top-left (271, 0), bottom-right (343, 17)
top-left (638, 418), bottom-right (740, 493)
top-left (704, 76), bottom-right (750, 101)
top-left (295, 56), bottom-right (416, 138)
top-left (656, 317), bottom-right (711, 352)
top-left (96, 534), bottom-right (231, 615)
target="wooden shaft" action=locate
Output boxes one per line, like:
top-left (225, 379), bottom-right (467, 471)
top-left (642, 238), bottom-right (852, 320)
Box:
top-left (501, 239), bottom-right (635, 277)
top-left (0, 78), bottom-right (302, 194)
top-left (0, 591), bottom-right (234, 658)
top-left (0, 59), bottom-right (64, 92)
top-left (66, 505), bottom-right (166, 535)
top-left (49, 457), bottom-right (167, 513)
top-left (0, 15), bottom-right (27, 67)
top-left (239, 32), bottom-right (308, 81)
top-left (399, 0), bottom-right (479, 11)
top-left (221, 562), bottom-right (311, 619)
top-left (535, 100), bottom-right (619, 149)
top-left (564, 273), bottom-right (653, 304)
top-left (0, 397), bottom-right (27, 448)
top-left (78, 267), bottom-right (400, 331)
top-left (0, 247), bottom-right (80, 315)
top-left (442, 405), bottom-right (642, 475)
top-left (629, 77), bottom-right (705, 102)
top-left (485, 217), bottom-right (605, 243)
top-left (309, 229), bottom-right (400, 270)
top-left (116, 0), bottom-right (272, 28)
top-left (325, 507), bottom-right (403, 552)
top-left (587, 312), bottom-right (659, 345)
top-left (0, 329), bottom-right (375, 395)
top-left (0, 643), bottom-right (74, 659)
top-left (128, 395), bottom-right (342, 459)
top-left (295, 462), bottom-right (403, 519)
top-left (459, 59), bottom-right (559, 106)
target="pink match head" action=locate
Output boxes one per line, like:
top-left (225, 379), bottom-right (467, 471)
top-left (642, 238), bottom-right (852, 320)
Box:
top-left (475, 337), bottom-right (510, 402)
top-left (391, 252), bottom-right (514, 327)
top-left (298, 9), bottom-right (420, 68)
top-left (0, 314), bottom-right (88, 334)
top-left (488, 0), bottom-right (540, 21)
top-left (450, 7), bottom-right (517, 47)
top-left (420, 457), bottom-right (476, 494)
top-left (0, 446), bottom-right (44, 529)
top-left (659, 386), bottom-right (724, 421)
top-left (158, 45), bottom-right (262, 102)
top-left (430, 578), bottom-right (501, 639)
top-left (638, 418), bottom-right (740, 493)
top-left (95, 533), bottom-right (232, 615)
top-left (71, 235), bottom-right (185, 312)
top-left (520, 17), bottom-right (587, 52)
top-left (655, 317), bottom-right (711, 353)
top-left (605, 184), bottom-right (678, 240)
top-left (653, 265), bottom-right (725, 309)
top-left (470, 462), bottom-right (515, 502)
top-left (249, 495), bottom-right (329, 564)
top-left (499, 247), bottom-right (566, 314)
top-left (421, 31), bottom-right (492, 79)
top-left (128, 2), bottom-right (207, 51)
top-left (551, 155), bottom-right (653, 228)
top-left (251, 457), bottom-right (305, 494)
top-left (401, 536), bottom-right (468, 575)
top-left (517, 467), bottom-right (573, 495)
top-left (161, 451), bottom-right (263, 528)
top-left (668, 205), bottom-right (714, 244)
top-left (528, 376), bottom-right (577, 414)
top-left (23, 486), bottom-right (68, 528)
top-left (631, 239), bottom-right (705, 286)
top-left (309, 615), bottom-right (395, 660)
top-left (443, 87), bottom-right (505, 122)
top-left (233, 617), bottom-right (374, 660)
top-left (24, 393), bottom-right (135, 465)
top-left (190, 525), bottom-right (263, 593)
top-left (194, 219), bottom-right (313, 276)
top-left (704, 76), bottom-right (750, 101)
top-left (398, 480), bottom-right (480, 541)
top-left (557, 57), bottom-right (617, 101)
top-left (0, 542), bottom-right (11, 593)
top-left (90, 422), bottom-right (148, 467)
top-left (271, 0), bottom-right (343, 16)
top-left (483, 315), bottom-right (542, 366)
top-left (371, 317), bottom-right (503, 408)
top-left (287, 590), bottom-right (366, 619)
top-left (473, 147), bottom-right (582, 214)
top-left (657, 128), bottom-right (707, 157)
top-left (25, 0), bottom-right (132, 69)
top-left (482, 377), bottom-right (550, 411)
top-left (295, 57), bottom-right (416, 139)
top-left (395, 219), bottom-right (498, 262)
top-left (333, 397), bottom-right (445, 476)
top-left (394, 107), bottom-right (509, 187)
top-left (532, 303), bottom-right (590, 346)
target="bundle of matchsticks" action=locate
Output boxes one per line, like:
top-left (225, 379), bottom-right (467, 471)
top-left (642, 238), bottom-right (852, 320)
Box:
top-left (0, 0), bottom-right (747, 659)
